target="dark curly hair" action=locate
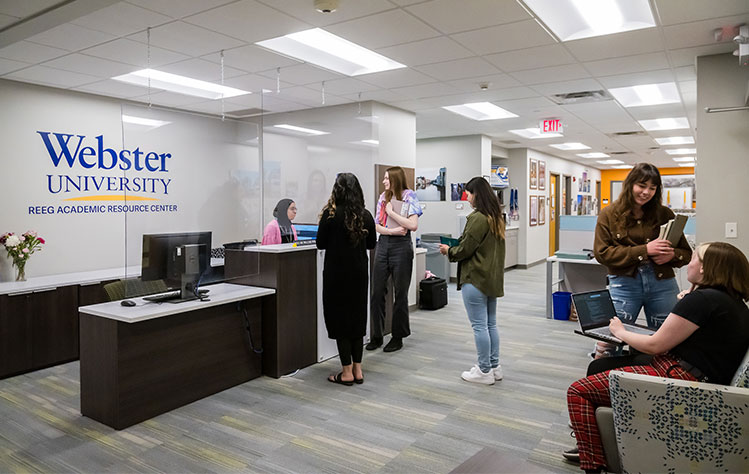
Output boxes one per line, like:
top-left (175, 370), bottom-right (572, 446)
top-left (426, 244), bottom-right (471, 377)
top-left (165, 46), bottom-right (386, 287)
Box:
top-left (612, 163), bottom-right (663, 224)
top-left (322, 173), bottom-right (368, 244)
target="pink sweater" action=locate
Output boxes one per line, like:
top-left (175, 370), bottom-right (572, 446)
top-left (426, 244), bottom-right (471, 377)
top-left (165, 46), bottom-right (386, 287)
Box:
top-left (261, 220), bottom-right (297, 245)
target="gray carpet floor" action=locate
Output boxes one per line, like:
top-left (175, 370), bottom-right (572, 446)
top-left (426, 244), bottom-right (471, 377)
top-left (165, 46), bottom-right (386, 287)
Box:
top-left (0, 264), bottom-right (591, 473)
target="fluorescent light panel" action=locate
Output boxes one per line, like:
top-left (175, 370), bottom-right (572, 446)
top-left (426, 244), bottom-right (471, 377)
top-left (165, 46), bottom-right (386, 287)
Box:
top-left (655, 136), bottom-right (695, 146)
top-left (523, 0), bottom-right (655, 41)
top-left (678, 164), bottom-right (695, 167)
top-left (121, 115), bottom-right (170, 128)
top-left (509, 128), bottom-right (562, 139)
top-left (577, 152), bottom-right (610, 158)
top-left (549, 142), bottom-right (590, 150)
top-left (672, 157), bottom-right (695, 162)
top-left (665, 148), bottom-right (696, 155)
top-left (597, 159), bottom-right (624, 164)
top-left (273, 124), bottom-right (329, 135)
top-left (112, 69), bottom-right (250, 99)
top-left (611, 164), bottom-right (634, 169)
top-left (256, 28), bottom-right (405, 76)
top-left (638, 117), bottom-right (689, 131)
top-left (608, 82), bottom-right (681, 107)
top-left (442, 102), bottom-right (518, 121)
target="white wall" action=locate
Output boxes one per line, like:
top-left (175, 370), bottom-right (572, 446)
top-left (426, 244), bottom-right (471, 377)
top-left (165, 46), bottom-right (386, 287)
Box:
top-left (696, 53), bottom-right (749, 254)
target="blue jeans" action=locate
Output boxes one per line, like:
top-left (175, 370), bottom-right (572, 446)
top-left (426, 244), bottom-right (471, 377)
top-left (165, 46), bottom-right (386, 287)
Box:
top-left (461, 283), bottom-right (499, 373)
top-left (608, 263), bottom-right (679, 329)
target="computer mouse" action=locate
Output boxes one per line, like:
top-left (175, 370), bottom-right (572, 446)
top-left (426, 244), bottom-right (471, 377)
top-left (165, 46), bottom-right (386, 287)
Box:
top-left (120, 299), bottom-right (136, 307)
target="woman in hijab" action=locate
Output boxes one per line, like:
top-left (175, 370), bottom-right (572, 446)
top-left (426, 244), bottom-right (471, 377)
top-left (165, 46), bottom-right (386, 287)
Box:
top-left (262, 198), bottom-right (298, 245)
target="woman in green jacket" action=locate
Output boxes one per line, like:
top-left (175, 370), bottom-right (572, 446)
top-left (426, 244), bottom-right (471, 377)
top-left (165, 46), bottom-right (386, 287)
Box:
top-left (440, 177), bottom-right (505, 385)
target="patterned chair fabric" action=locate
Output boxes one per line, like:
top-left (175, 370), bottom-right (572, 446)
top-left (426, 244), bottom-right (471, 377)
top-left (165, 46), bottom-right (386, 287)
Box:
top-left (730, 348), bottom-right (749, 389)
top-left (210, 247), bottom-right (225, 259)
top-left (609, 370), bottom-right (749, 473)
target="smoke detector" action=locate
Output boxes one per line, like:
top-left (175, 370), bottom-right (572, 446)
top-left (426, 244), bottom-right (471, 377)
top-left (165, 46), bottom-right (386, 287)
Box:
top-left (314, 0), bottom-right (339, 13)
top-left (479, 82), bottom-right (490, 90)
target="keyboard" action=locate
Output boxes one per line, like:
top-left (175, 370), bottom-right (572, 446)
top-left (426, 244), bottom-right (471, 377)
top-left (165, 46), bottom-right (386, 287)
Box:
top-left (143, 289), bottom-right (209, 303)
top-left (295, 239), bottom-right (317, 246)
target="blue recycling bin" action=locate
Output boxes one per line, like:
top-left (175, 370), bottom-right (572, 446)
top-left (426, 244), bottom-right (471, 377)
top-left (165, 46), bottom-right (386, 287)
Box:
top-left (552, 291), bottom-right (572, 320)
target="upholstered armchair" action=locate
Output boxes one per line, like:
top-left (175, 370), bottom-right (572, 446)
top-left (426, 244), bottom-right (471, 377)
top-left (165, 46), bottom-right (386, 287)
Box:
top-left (597, 350), bottom-right (749, 473)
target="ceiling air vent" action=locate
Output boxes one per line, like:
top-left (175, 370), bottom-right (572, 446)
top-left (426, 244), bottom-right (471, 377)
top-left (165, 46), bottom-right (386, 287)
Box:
top-left (607, 131), bottom-right (648, 137)
top-left (549, 90), bottom-right (613, 105)
top-left (226, 107), bottom-right (266, 118)
top-left (609, 151), bottom-right (631, 155)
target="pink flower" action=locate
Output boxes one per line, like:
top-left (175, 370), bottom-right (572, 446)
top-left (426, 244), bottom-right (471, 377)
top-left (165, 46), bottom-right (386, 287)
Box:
top-left (38, 238), bottom-right (46, 244)
top-left (23, 248), bottom-right (29, 253)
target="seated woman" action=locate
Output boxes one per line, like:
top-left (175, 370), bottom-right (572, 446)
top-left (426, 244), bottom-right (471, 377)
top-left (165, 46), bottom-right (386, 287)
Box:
top-left (262, 198), bottom-right (298, 245)
top-left (567, 241), bottom-right (749, 473)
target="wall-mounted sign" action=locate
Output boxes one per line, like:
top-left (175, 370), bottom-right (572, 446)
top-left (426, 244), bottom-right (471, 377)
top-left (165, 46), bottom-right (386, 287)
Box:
top-left (540, 118), bottom-right (563, 135)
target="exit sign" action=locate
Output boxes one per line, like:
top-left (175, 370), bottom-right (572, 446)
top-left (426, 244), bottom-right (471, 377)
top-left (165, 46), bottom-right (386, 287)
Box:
top-left (540, 118), bottom-right (563, 135)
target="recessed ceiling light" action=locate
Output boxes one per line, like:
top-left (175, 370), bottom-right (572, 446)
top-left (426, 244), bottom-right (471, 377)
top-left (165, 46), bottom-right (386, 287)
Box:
top-left (112, 69), bottom-right (250, 99)
top-left (256, 28), bottom-right (405, 76)
top-left (611, 164), bottom-right (634, 169)
top-left (523, 0), bottom-right (655, 41)
top-left (509, 128), bottom-right (563, 139)
top-left (608, 82), bottom-right (680, 107)
top-left (665, 148), bottom-right (696, 155)
top-left (655, 136), bottom-right (695, 146)
top-left (361, 139), bottom-right (379, 145)
top-left (672, 157), bottom-right (695, 162)
top-left (550, 142), bottom-right (590, 150)
top-left (577, 152), bottom-right (610, 158)
top-left (121, 115), bottom-right (170, 128)
top-left (677, 163), bottom-right (694, 167)
top-left (442, 102), bottom-right (518, 121)
top-left (638, 117), bottom-right (689, 131)
top-left (273, 124), bottom-right (330, 135)
top-left (597, 159), bottom-right (624, 164)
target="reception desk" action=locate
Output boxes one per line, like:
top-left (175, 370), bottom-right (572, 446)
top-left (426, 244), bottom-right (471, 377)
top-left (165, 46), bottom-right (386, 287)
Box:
top-left (78, 283), bottom-right (274, 430)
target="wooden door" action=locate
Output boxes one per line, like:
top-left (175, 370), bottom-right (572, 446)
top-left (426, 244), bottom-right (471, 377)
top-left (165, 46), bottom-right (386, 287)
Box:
top-left (549, 174), bottom-right (560, 255)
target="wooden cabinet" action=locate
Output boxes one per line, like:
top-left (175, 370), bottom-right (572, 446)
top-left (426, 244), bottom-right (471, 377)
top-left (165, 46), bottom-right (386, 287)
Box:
top-left (505, 228), bottom-right (518, 268)
top-left (0, 292), bottom-right (33, 377)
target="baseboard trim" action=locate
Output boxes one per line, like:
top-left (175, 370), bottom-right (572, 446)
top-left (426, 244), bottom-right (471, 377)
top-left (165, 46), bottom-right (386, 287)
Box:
top-left (515, 259), bottom-right (545, 270)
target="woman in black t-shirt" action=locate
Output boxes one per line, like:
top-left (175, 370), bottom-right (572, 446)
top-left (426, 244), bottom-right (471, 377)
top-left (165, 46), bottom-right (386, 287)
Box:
top-left (566, 241), bottom-right (749, 473)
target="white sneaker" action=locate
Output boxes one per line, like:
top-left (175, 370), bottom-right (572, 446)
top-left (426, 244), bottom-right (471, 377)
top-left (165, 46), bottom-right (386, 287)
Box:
top-left (493, 365), bottom-right (503, 381)
top-left (461, 365), bottom-right (495, 385)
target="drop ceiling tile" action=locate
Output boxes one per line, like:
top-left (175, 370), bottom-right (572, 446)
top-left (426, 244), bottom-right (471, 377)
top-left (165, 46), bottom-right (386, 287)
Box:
top-left (596, 69), bottom-right (676, 88)
top-left (254, 0), bottom-right (395, 27)
top-left (208, 44), bottom-right (300, 73)
top-left (493, 97), bottom-right (557, 114)
top-left (451, 20), bottom-right (556, 56)
top-left (358, 68), bottom-right (436, 89)
top-left (257, 63), bottom-right (344, 86)
top-left (377, 37), bottom-right (474, 67)
top-left (0, 13), bottom-right (20, 29)
top-left (342, 89), bottom-right (410, 103)
top-left (421, 86), bottom-right (538, 107)
top-left (654, 0), bottom-right (749, 26)
top-left (584, 52), bottom-right (670, 77)
top-left (326, 9), bottom-right (440, 50)
top-left (674, 66), bottom-right (696, 81)
top-left (304, 78), bottom-right (380, 95)
top-left (132, 90), bottom-right (208, 107)
top-left (667, 44), bottom-right (735, 67)
top-left (405, 0), bottom-right (530, 34)
top-left (0, 57), bottom-right (29, 75)
top-left (565, 28), bottom-right (663, 62)
top-left (81, 38), bottom-right (189, 67)
top-left (26, 23), bottom-right (117, 52)
top-left (0, 41), bottom-right (67, 63)
top-left (5, 65), bottom-right (99, 88)
top-left (678, 80), bottom-right (696, 94)
top-left (510, 64), bottom-right (590, 85)
top-left (42, 54), bottom-right (136, 78)
top-left (223, 73), bottom-right (289, 93)
top-left (529, 78), bottom-right (604, 96)
top-left (484, 44), bottom-right (576, 72)
top-left (626, 102), bottom-right (687, 120)
top-left (128, 21), bottom-right (245, 57)
top-left (0, 1), bottom-right (59, 17)
top-left (391, 82), bottom-right (461, 100)
top-left (158, 58), bottom-right (246, 82)
top-left (415, 57), bottom-right (501, 81)
top-left (184, 0), bottom-right (311, 44)
top-left (74, 79), bottom-right (156, 98)
top-left (662, 15), bottom-right (749, 50)
top-left (71, 3), bottom-right (172, 36)
top-left (126, 0), bottom-right (237, 19)
top-left (387, 99), bottom-right (434, 111)
top-left (447, 73), bottom-right (521, 92)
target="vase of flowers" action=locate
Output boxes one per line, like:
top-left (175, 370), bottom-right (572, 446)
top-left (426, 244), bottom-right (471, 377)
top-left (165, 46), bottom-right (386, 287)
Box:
top-left (1, 231), bottom-right (45, 281)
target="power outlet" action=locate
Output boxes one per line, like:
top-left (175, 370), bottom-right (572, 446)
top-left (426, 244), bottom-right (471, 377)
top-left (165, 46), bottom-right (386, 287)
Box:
top-left (725, 222), bottom-right (738, 239)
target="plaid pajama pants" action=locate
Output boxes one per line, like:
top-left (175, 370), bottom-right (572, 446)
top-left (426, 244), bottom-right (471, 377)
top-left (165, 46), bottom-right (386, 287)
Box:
top-left (566, 353), bottom-right (697, 470)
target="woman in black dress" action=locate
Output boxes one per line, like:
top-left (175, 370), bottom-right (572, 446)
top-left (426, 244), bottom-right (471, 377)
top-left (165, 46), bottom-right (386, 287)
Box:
top-left (317, 173), bottom-right (377, 385)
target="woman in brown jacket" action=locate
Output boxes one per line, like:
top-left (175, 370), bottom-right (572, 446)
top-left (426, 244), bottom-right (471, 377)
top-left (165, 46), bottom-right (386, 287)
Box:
top-left (593, 163), bottom-right (692, 357)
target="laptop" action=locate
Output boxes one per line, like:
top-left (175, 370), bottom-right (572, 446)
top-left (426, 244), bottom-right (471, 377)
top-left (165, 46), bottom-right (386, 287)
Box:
top-left (571, 289), bottom-right (656, 344)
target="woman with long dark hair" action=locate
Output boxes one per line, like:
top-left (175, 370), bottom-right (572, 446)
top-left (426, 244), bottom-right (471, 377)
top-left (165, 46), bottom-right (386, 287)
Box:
top-left (367, 166), bottom-right (422, 353)
top-left (317, 173), bottom-right (376, 385)
top-left (440, 177), bottom-right (505, 384)
top-left (593, 163), bottom-right (692, 358)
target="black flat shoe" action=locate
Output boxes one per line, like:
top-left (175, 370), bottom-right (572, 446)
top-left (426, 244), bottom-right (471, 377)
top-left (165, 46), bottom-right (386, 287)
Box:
top-left (383, 337), bottom-right (403, 352)
top-left (562, 447), bottom-right (580, 463)
top-left (327, 372), bottom-right (354, 386)
top-left (365, 338), bottom-right (382, 351)
top-left (354, 377), bottom-right (364, 384)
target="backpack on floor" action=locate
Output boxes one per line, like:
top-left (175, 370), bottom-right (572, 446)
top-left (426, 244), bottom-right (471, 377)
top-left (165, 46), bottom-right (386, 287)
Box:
top-left (419, 277), bottom-right (447, 310)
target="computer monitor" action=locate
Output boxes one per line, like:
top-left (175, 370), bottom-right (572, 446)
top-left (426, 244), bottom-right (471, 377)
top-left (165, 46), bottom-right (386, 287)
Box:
top-left (141, 231), bottom-right (211, 300)
top-left (294, 223), bottom-right (318, 241)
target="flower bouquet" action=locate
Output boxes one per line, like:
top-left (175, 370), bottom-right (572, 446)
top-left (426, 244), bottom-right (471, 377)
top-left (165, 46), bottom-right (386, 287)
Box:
top-left (1, 231), bottom-right (45, 281)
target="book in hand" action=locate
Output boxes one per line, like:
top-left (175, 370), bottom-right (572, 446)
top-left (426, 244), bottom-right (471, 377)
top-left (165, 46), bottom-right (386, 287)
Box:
top-left (658, 214), bottom-right (688, 246)
top-left (383, 198), bottom-right (407, 228)
top-left (440, 235), bottom-right (460, 247)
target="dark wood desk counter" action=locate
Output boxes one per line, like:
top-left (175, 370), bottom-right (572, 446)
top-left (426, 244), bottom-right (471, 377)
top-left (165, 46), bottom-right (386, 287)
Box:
top-left (78, 283), bottom-right (274, 430)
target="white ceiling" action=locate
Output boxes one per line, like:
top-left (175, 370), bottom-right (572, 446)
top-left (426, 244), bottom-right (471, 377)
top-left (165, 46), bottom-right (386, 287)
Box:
top-left (1, 0), bottom-right (747, 169)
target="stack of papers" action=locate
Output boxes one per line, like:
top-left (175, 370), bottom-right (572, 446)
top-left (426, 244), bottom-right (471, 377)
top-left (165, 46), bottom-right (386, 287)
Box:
top-left (658, 214), bottom-right (688, 246)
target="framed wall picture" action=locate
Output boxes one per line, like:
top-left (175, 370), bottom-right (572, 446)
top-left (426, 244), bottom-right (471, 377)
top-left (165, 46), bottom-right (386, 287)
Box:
top-left (538, 160), bottom-right (546, 190)
top-left (529, 158), bottom-right (537, 189)
top-left (530, 195), bottom-right (538, 226)
top-left (538, 195), bottom-right (545, 225)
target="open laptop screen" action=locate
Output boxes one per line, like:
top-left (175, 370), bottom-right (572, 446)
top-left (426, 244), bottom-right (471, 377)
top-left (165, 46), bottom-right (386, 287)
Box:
top-left (572, 290), bottom-right (617, 330)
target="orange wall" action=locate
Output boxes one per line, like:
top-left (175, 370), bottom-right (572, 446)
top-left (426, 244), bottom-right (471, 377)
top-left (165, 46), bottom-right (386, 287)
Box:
top-left (600, 167), bottom-right (695, 208)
